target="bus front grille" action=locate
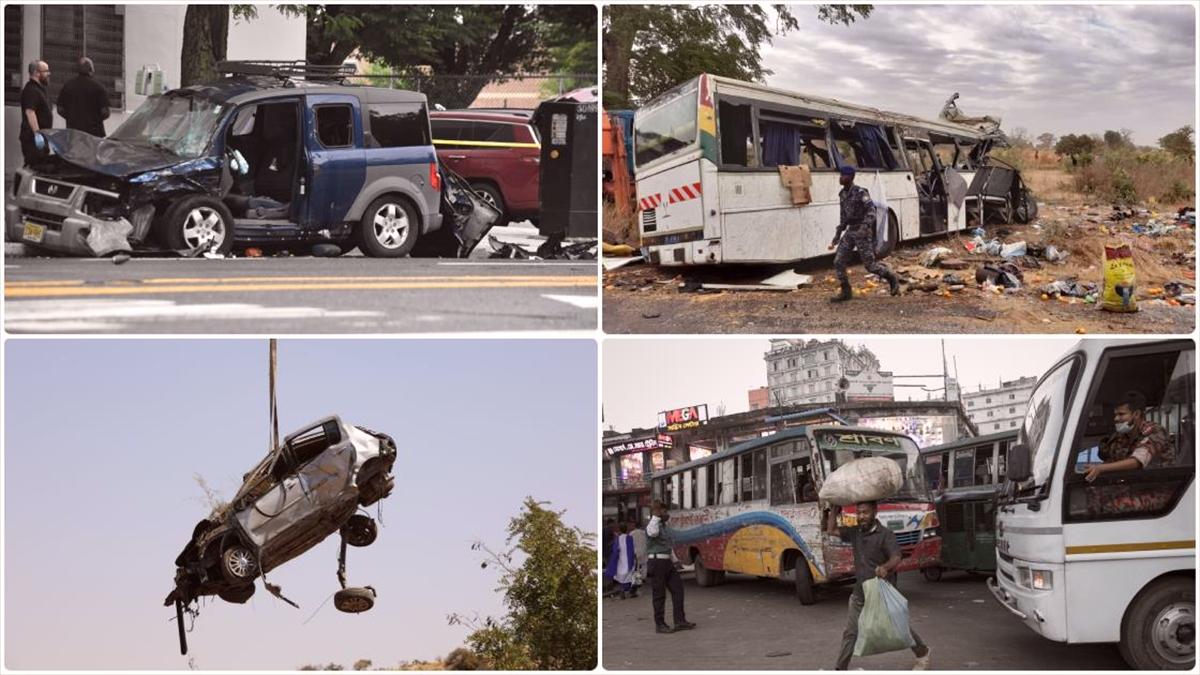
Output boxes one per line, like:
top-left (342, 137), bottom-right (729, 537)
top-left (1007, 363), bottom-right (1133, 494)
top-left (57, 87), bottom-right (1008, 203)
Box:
top-left (896, 530), bottom-right (921, 547)
top-left (641, 208), bottom-right (657, 233)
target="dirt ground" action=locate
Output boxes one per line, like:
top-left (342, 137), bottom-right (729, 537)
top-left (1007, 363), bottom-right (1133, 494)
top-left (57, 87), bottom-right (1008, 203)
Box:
top-left (603, 170), bottom-right (1196, 334)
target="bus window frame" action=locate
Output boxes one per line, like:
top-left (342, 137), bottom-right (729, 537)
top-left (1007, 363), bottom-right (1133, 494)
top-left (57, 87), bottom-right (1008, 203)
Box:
top-left (634, 78), bottom-right (701, 171)
top-left (1060, 341), bottom-right (1196, 523)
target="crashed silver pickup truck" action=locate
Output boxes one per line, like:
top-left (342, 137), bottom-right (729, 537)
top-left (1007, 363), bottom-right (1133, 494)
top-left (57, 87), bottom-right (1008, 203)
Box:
top-left (165, 416), bottom-right (396, 653)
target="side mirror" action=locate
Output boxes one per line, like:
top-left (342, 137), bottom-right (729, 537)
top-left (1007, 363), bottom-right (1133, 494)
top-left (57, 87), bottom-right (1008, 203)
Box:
top-left (1007, 443), bottom-right (1032, 483)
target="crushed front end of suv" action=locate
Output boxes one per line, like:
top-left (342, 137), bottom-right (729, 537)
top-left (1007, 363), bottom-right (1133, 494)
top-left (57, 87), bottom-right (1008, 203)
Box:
top-left (164, 416), bottom-right (396, 653)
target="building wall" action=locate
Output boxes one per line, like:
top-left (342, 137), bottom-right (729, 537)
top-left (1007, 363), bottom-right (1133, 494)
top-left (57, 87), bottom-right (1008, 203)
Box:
top-left (963, 377), bottom-right (1036, 434)
top-left (5, 5), bottom-right (305, 177)
top-left (748, 386), bottom-right (769, 411)
top-left (764, 339), bottom-right (894, 406)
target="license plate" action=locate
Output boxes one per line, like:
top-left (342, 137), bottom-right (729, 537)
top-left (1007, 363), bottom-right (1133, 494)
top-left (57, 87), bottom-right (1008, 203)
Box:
top-left (22, 222), bottom-right (45, 243)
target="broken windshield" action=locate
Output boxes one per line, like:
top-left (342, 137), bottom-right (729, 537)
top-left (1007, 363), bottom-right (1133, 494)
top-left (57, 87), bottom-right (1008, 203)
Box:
top-left (110, 94), bottom-right (225, 160)
top-left (815, 430), bottom-right (931, 501)
top-left (635, 79), bottom-right (698, 168)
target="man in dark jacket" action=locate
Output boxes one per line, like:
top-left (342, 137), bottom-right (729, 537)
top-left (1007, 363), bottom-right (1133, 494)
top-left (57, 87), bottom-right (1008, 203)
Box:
top-left (828, 165), bottom-right (900, 302)
top-left (19, 60), bottom-right (52, 166)
top-left (56, 57), bottom-right (110, 137)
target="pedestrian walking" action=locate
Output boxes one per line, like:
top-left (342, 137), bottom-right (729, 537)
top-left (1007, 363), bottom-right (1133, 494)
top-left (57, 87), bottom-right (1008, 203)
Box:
top-left (19, 60), bottom-right (52, 167)
top-left (825, 500), bottom-right (931, 670)
top-left (56, 56), bottom-right (110, 137)
top-left (605, 522), bottom-right (637, 598)
top-left (828, 165), bottom-right (900, 302)
top-left (646, 500), bottom-right (695, 634)
top-left (629, 517), bottom-right (648, 596)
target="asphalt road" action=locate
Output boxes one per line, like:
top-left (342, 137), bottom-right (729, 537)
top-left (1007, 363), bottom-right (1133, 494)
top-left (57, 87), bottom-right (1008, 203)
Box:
top-left (602, 570), bottom-right (1128, 671)
top-left (4, 256), bottom-right (597, 333)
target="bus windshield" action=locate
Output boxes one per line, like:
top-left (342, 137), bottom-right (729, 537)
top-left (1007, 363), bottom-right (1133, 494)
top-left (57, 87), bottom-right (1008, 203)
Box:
top-left (634, 80), bottom-right (698, 168)
top-left (814, 430), bottom-right (931, 501)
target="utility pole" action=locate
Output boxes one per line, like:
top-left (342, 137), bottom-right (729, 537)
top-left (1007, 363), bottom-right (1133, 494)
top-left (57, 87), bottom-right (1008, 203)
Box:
top-left (269, 339), bottom-right (279, 452)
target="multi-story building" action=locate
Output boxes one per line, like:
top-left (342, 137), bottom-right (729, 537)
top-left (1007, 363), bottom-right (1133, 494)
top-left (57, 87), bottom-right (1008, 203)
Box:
top-left (961, 376), bottom-right (1037, 434)
top-left (765, 339), bottom-right (894, 406)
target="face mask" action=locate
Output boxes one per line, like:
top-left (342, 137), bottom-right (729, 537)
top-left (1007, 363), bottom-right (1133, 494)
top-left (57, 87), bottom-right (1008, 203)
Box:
top-left (1115, 421), bottom-right (1133, 434)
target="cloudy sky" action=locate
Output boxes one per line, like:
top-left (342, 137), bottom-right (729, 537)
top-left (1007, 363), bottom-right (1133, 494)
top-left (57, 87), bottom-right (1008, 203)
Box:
top-left (604, 337), bottom-right (1091, 432)
top-left (759, 3), bottom-right (1195, 145)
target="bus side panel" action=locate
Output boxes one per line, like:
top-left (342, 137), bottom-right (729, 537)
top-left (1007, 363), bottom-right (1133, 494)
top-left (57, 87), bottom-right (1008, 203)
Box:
top-left (1063, 554), bottom-right (1194, 643)
top-left (666, 503), bottom-right (829, 580)
top-left (717, 173), bottom-right (840, 262)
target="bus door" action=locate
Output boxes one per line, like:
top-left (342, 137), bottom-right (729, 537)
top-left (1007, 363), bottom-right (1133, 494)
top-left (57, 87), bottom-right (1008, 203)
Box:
top-left (904, 138), bottom-right (948, 234)
top-left (970, 498), bottom-right (997, 571)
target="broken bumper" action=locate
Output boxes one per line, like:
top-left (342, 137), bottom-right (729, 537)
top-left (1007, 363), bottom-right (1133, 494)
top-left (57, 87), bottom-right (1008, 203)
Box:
top-left (6, 168), bottom-right (132, 255)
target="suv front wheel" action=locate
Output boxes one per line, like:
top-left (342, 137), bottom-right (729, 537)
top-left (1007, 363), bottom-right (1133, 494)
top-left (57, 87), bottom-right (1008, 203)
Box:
top-left (358, 196), bottom-right (418, 257)
top-left (162, 196), bottom-right (235, 255)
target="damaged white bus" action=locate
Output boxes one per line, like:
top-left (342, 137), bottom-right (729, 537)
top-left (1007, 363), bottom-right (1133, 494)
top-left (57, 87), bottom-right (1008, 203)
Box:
top-left (633, 73), bottom-right (1036, 265)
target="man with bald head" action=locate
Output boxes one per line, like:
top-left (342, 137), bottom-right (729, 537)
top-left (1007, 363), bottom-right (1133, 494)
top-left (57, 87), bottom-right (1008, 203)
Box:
top-left (57, 56), bottom-right (110, 137)
top-left (19, 60), bottom-right (52, 166)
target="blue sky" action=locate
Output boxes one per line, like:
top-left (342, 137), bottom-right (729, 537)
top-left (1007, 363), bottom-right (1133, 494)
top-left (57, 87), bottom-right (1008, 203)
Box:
top-left (4, 339), bottom-right (597, 670)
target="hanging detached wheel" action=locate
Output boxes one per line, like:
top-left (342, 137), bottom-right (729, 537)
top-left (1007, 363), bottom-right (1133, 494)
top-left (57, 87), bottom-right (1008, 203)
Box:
top-left (343, 514), bottom-right (378, 547)
top-left (334, 586), bottom-right (376, 613)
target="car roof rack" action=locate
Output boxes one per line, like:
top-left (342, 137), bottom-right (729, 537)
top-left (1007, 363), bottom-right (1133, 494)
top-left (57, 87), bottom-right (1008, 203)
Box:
top-left (217, 60), bottom-right (358, 85)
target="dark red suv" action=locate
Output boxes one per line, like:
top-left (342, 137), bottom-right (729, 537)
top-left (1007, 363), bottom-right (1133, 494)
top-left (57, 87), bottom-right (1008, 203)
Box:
top-left (429, 110), bottom-right (541, 226)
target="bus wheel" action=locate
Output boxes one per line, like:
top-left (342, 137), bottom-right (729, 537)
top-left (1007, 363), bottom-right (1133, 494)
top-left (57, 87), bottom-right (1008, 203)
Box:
top-left (922, 566), bottom-right (943, 582)
top-left (794, 557), bottom-right (816, 605)
top-left (694, 557), bottom-right (718, 588)
top-left (1119, 576), bottom-right (1195, 670)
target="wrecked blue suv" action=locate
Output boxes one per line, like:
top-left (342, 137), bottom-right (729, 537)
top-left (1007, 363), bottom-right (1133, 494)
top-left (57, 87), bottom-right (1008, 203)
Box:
top-left (7, 62), bottom-right (448, 257)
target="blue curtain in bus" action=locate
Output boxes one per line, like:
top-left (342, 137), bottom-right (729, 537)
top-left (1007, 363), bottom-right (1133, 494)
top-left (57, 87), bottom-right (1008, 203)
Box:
top-left (856, 125), bottom-right (899, 170)
top-left (761, 120), bottom-right (801, 167)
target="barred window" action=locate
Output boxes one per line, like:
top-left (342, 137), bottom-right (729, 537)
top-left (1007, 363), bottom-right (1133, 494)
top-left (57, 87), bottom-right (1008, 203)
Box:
top-left (41, 5), bottom-right (125, 110)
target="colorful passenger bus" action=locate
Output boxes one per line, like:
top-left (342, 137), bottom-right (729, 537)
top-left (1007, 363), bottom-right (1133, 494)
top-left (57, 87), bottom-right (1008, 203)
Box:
top-left (649, 425), bottom-right (940, 604)
top-left (989, 339), bottom-right (1194, 669)
top-left (632, 73), bottom-right (1035, 266)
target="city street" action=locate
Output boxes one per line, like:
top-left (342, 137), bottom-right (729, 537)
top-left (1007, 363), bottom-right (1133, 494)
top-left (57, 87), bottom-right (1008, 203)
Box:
top-left (4, 256), bottom-right (596, 333)
top-left (602, 571), bottom-right (1127, 670)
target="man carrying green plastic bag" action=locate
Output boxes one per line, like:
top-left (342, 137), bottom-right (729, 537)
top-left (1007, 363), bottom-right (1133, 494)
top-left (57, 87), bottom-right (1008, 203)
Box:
top-left (826, 500), bottom-right (932, 670)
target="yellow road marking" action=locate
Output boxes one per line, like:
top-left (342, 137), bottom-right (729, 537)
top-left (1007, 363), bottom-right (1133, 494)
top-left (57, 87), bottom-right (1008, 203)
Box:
top-left (6, 278), bottom-right (595, 298)
top-left (1065, 540), bottom-right (1195, 555)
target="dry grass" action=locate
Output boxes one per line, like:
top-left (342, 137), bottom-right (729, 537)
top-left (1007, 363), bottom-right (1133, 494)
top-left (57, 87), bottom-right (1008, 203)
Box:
top-left (602, 201), bottom-right (639, 246)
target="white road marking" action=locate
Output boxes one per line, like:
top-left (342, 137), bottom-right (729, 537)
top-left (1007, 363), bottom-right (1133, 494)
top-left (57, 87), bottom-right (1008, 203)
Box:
top-left (542, 294), bottom-right (599, 309)
top-left (4, 298), bottom-right (382, 331)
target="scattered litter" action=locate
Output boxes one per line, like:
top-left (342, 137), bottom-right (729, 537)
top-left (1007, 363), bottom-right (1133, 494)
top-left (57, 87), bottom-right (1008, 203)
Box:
top-left (603, 242), bottom-right (638, 257)
top-left (1041, 278), bottom-right (1097, 299)
top-left (202, 250), bottom-right (225, 260)
top-left (244, 247), bottom-right (263, 257)
top-left (1000, 241), bottom-right (1027, 259)
top-left (603, 255), bottom-right (645, 271)
top-left (976, 263), bottom-right (1023, 289)
top-left (981, 239), bottom-right (1003, 256)
top-left (641, 311), bottom-right (661, 319)
top-left (920, 247), bottom-right (953, 267)
top-left (765, 651), bottom-right (793, 658)
top-left (1177, 207), bottom-right (1196, 226)
top-left (937, 258), bottom-right (970, 270)
top-left (942, 273), bottom-right (965, 286)
top-left (86, 219), bottom-right (134, 257)
top-left (1043, 245), bottom-right (1067, 262)
top-left (312, 243), bottom-right (342, 257)
top-left (488, 233), bottom-right (598, 261)
top-left (111, 252), bottom-right (131, 265)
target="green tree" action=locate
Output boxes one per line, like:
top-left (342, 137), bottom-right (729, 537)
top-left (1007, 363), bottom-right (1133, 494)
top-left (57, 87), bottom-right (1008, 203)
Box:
top-left (444, 648), bottom-right (485, 671)
top-left (1055, 133), bottom-right (1098, 162)
top-left (1102, 129), bottom-right (1135, 151)
top-left (449, 498), bottom-right (596, 670)
top-left (179, 5), bottom-right (261, 87)
top-left (1036, 132), bottom-right (1056, 150)
top-left (603, 4), bottom-right (871, 107)
top-left (288, 5), bottom-right (595, 108)
top-left (1159, 125), bottom-right (1194, 161)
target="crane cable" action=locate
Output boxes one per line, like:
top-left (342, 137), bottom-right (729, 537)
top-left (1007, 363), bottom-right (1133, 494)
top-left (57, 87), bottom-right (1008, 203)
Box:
top-left (269, 338), bottom-right (279, 454)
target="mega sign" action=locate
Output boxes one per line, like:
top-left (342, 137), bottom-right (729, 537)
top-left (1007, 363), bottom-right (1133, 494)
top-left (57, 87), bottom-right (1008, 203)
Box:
top-left (657, 404), bottom-right (709, 431)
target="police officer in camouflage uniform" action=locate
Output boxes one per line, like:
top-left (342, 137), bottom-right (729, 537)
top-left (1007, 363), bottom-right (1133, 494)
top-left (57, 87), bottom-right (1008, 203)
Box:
top-left (828, 165), bottom-right (900, 302)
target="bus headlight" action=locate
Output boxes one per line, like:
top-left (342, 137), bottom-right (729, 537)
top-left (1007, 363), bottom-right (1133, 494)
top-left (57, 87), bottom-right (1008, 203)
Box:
top-left (920, 511), bottom-right (939, 530)
top-left (1017, 566), bottom-right (1031, 588)
top-left (1030, 569), bottom-right (1053, 590)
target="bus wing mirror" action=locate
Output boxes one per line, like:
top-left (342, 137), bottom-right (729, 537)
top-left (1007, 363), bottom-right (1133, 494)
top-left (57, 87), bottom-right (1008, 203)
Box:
top-left (1007, 443), bottom-right (1032, 483)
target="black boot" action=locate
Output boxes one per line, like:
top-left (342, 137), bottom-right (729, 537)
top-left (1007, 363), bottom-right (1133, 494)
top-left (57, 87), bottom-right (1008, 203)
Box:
top-left (829, 279), bottom-right (853, 303)
top-left (884, 270), bottom-right (901, 296)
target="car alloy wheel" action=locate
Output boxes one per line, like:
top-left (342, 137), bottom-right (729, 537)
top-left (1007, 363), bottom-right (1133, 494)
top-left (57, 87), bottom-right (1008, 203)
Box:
top-left (182, 206), bottom-right (227, 249)
top-left (372, 202), bottom-right (410, 250)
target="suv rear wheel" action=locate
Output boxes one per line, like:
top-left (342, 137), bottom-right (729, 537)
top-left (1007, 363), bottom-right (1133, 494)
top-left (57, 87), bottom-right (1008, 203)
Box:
top-left (343, 514), bottom-right (378, 547)
top-left (162, 196), bottom-right (235, 254)
top-left (358, 196), bottom-right (418, 257)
